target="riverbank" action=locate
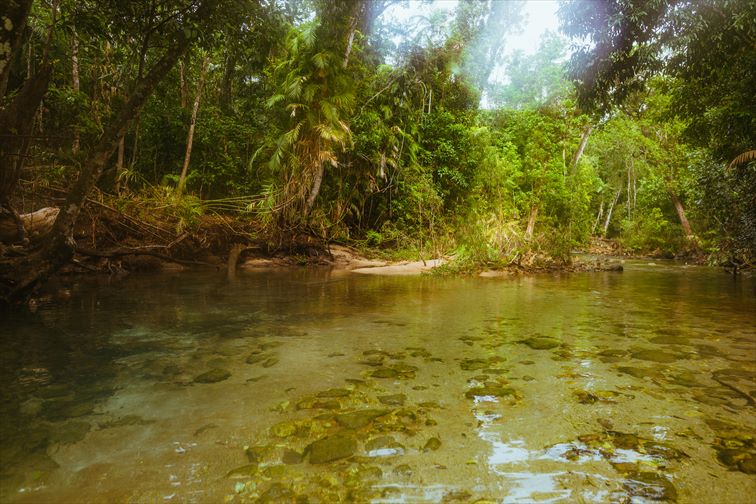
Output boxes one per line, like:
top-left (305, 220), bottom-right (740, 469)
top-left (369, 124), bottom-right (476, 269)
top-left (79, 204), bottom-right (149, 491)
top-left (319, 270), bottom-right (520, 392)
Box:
top-left (0, 185), bottom-right (736, 307)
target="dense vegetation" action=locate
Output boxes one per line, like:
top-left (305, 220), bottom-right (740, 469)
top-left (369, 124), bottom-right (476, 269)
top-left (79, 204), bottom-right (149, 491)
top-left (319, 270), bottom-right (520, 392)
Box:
top-left (1, 0), bottom-right (753, 300)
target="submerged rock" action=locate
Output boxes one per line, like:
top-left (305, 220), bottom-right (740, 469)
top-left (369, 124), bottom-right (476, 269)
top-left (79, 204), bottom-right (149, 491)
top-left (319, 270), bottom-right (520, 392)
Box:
top-left (521, 337), bottom-right (560, 350)
top-left (423, 437), bottom-right (442, 452)
top-left (245, 445), bottom-right (271, 464)
top-left (574, 390), bottom-right (620, 404)
top-left (262, 357), bottom-right (279, 368)
top-left (282, 449), bottom-right (304, 464)
top-left (465, 385), bottom-right (519, 400)
top-left (225, 463), bottom-right (258, 479)
top-left (246, 354), bottom-right (268, 365)
top-left (270, 420), bottom-right (299, 438)
top-left (371, 367), bottom-right (399, 378)
top-left (98, 415), bottom-right (153, 429)
top-left (317, 388), bottom-right (351, 398)
top-left (622, 472), bottom-right (677, 501)
top-left (631, 349), bottom-right (679, 363)
top-left (616, 366), bottom-right (663, 379)
top-left (394, 464), bottom-right (413, 476)
top-left (378, 394), bottom-right (406, 406)
top-left (366, 436), bottom-right (405, 457)
top-left (193, 368), bottom-right (231, 383)
top-left (460, 359), bottom-right (490, 371)
top-left (50, 421), bottom-right (90, 444)
top-left (649, 335), bottom-right (692, 346)
top-left (370, 364), bottom-right (417, 379)
top-left (258, 482), bottom-right (297, 503)
top-left (335, 409), bottom-right (391, 429)
top-left (307, 434), bottom-right (358, 464)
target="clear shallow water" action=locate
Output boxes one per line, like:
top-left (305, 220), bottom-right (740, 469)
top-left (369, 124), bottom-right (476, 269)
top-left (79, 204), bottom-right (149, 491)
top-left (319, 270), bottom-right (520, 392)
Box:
top-left (1, 262), bottom-right (754, 503)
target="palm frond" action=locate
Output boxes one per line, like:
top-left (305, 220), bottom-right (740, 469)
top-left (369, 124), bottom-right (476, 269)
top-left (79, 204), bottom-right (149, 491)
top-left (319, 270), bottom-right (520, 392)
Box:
top-left (311, 51), bottom-right (329, 70)
top-left (285, 76), bottom-right (304, 99)
top-left (265, 94), bottom-right (285, 109)
top-left (729, 150), bottom-right (756, 169)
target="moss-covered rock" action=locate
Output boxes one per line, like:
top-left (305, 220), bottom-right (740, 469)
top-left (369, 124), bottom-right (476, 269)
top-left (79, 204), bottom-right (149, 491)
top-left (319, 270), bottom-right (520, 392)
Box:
top-left (307, 434), bottom-right (358, 464)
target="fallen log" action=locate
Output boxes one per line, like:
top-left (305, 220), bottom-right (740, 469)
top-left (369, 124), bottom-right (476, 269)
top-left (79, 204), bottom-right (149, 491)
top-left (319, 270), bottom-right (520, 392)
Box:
top-left (75, 245), bottom-right (218, 268)
top-left (0, 207), bottom-right (59, 243)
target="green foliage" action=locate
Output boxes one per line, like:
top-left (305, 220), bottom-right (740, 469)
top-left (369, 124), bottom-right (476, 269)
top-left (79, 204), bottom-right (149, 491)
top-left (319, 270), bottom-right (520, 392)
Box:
top-left (8, 0), bottom-right (750, 267)
top-left (621, 207), bottom-right (682, 255)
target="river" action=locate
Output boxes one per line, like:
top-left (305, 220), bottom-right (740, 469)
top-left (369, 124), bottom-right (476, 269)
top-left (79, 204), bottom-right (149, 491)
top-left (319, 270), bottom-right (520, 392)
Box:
top-left (1, 261), bottom-right (754, 503)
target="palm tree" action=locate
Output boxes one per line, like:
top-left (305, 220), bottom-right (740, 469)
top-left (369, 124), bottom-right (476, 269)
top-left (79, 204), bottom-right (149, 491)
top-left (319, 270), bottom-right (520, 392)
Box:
top-left (265, 24), bottom-right (355, 223)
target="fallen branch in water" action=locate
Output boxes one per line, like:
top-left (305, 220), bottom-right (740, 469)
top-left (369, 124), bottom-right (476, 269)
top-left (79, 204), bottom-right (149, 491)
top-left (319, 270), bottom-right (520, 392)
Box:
top-left (75, 245), bottom-right (217, 268)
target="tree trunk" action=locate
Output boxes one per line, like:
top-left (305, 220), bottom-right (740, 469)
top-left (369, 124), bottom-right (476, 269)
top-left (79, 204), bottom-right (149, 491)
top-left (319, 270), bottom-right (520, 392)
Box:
top-left (227, 243), bottom-right (244, 281)
top-left (0, 0), bottom-right (34, 99)
top-left (71, 28), bottom-right (80, 154)
top-left (305, 162), bottom-right (325, 215)
top-left (219, 50), bottom-right (235, 113)
top-left (592, 200), bottom-right (604, 235)
top-left (115, 135), bottom-right (126, 193)
top-left (179, 58), bottom-right (188, 108)
top-left (525, 204), bottom-right (539, 240)
top-left (177, 55), bottom-right (209, 195)
top-left (0, 0), bottom-right (56, 207)
top-left (570, 125), bottom-right (592, 174)
top-left (627, 159), bottom-right (633, 219)
top-left (603, 188), bottom-right (621, 237)
top-left (0, 65), bottom-right (52, 205)
top-left (668, 189), bottom-right (695, 239)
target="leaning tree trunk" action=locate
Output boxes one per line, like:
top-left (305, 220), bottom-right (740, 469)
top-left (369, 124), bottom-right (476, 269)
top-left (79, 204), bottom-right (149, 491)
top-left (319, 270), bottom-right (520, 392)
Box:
top-left (1, 0), bottom-right (57, 241)
top-left (603, 188), bottom-right (622, 237)
top-left (177, 55), bottom-right (209, 195)
top-left (570, 125), bottom-right (592, 174)
top-left (0, 64), bottom-right (52, 240)
top-left (304, 161), bottom-right (325, 216)
top-left (1, 25), bottom-right (199, 303)
top-left (525, 205), bottom-right (539, 240)
top-left (668, 189), bottom-right (695, 240)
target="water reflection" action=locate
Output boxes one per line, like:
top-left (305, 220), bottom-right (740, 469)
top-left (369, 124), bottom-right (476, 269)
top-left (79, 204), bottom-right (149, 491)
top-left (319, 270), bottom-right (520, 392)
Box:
top-left (0, 265), bottom-right (754, 502)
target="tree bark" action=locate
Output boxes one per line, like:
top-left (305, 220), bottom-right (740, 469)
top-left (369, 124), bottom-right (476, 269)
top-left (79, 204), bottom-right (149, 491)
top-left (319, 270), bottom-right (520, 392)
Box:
top-left (177, 55), bottom-right (209, 195)
top-left (668, 189), bottom-right (695, 239)
top-left (115, 135), bottom-right (125, 193)
top-left (179, 58), bottom-right (188, 108)
top-left (0, 65), bottom-right (52, 205)
top-left (305, 161), bottom-right (325, 216)
top-left (592, 200), bottom-right (604, 235)
top-left (603, 188), bottom-right (621, 237)
top-left (71, 28), bottom-right (80, 154)
top-left (0, 0), bottom-right (34, 99)
top-left (220, 50), bottom-right (235, 113)
top-left (0, 0), bottom-right (56, 207)
top-left (570, 125), bottom-right (592, 174)
top-left (525, 204), bottom-right (539, 240)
